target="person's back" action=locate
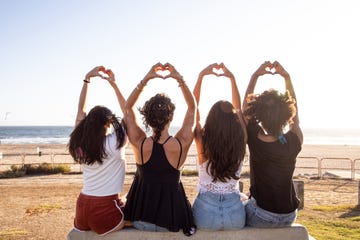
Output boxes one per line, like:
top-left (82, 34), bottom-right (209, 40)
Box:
top-left (246, 118), bottom-right (301, 213)
top-left (81, 132), bottom-right (126, 196)
top-left (125, 136), bottom-right (193, 232)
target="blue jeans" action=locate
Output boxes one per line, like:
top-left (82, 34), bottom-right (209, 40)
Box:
top-left (133, 221), bottom-right (169, 232)
top-left (245, 197), bottom-right (297, 228)
top-left (192, 192), bottom-right (246, 230)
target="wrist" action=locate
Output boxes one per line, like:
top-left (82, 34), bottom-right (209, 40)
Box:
top-left (251, 73), bottom-right (260, 78)
top-left (178, 77), bottom-right (186, 87)
top-left (83, 79), bottom-right (90, 83)
top-left (136, 80), bottom-right (146, 91)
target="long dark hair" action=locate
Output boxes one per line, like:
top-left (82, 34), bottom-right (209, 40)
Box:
top-left (68, 106), bottom-right (126, 165)
top-left (244, 89), bottom-right (296, 137)
top-left (139, 93), bottom-right (175, 142)
top-left (202, 101), bottom-right (246, 182)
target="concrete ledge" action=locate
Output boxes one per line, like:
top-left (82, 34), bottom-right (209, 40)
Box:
top-left (67, 224), bottom-right (314, 240)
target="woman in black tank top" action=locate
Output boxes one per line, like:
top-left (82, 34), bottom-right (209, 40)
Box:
top-left (123, 63), bottom-right (197, 236)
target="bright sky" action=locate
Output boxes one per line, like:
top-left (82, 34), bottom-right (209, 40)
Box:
top-left (0, 0), bottom-right (359, 129)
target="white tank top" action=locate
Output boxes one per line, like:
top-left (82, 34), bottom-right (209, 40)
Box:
top-left (81, 132), bottom-right (126, 196)
top-left (198, 160), bottom-right (242, 194)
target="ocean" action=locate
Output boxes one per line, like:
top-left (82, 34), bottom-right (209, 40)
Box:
top-left (0, 126), bottom-right (359, 145)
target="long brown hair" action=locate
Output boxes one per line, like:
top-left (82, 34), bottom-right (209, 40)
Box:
top-left (202, 101), bottom-right (246, 182)
top-left (139, 93), bottom-right (175, 142)
top-left (244, 89), bottom-right (296, 137)
top-left (68, 106), bottom-right (126, 165)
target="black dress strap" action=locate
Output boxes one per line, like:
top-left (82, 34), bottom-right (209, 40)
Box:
top-left (162, 136), bottom-right (172, 145)
top-left (174, 137), bottom-right (182, 169)
top-left (140, 137), bottom-right (147, 165)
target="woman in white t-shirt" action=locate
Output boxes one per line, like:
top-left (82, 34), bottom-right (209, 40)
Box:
top-left (192, 63), bottom-right (247, 230)
top-left (68, 66), bottom-right (127, 235)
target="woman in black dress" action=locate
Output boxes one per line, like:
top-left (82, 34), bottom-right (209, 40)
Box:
top-left (123, 62), bottom-right (196, 236)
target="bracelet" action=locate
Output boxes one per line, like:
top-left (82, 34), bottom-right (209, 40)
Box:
top-left (136, 82), bottom-right (145, 91)
top-left (136, 84), bottom-right (143, 91)
top-left (83, 79), bottom-right (90, 83)
top-left (140, 80), bottom-right (146, 86)
top-left (178, 79), bottom-right (185, 87)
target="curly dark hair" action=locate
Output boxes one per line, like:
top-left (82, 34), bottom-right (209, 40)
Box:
top-left (68, 106), bottom-right (126, 165)
top-left (139, 93), bottom-right (175, 142)
top-left (202, 101), bottom-right (246, 182)
top-left (244, 89), bottom-right (296, 137)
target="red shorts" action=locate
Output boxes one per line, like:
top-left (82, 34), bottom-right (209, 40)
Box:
top-left (74, 193), bottom-right (124, 235)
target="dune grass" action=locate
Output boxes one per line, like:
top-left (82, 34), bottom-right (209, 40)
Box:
top-left (0, 163), bottom-right (71, 178)
top-left (0, 228), bottom-right (28, 239)
top-left (25, 204), bottom-right (62, 216)
top-left (297, 204), bottom-right (360, 240)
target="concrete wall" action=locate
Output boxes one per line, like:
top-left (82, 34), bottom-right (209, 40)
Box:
top-left (67, 224), bottom-right (315, 240)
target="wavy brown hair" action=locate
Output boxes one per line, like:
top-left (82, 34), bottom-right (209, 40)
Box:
top-left (202, 101), bottom-right (246, 182)
top-left (139, 93), bottom-right (175, 142)
top-left (244, 89), bottom-right (296, 137)
top-left (68, 106), bottom-right (126, 165)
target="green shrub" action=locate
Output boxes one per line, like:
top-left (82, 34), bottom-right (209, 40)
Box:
top-left (25, 163), bottom-right (71, 174)
top-left (0, 165), bottom-right (26, 178)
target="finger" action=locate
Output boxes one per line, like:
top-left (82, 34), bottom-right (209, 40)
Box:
top-left (154, 62), bottom-right (162, 67)
top-left (164, 62), bottom-right (174, 70)
top-left (155, 66), bottom-right (163, 72)
top-left (98, 66), bottom-right (106, 72)
top-left (106, 69), bottom-right (114, 76)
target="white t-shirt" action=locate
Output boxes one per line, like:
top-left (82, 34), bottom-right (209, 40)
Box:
top-left (198, 160), bottom-right (242, 194)
top-left (81, 132), bottom-right (126, 196)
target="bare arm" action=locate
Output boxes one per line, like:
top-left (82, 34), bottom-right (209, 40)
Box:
top-left (124, 63), bottom-right (164, 148)
top-left (273, 61), bottom-right (303, 144)
top-left (193, 63), bottom-right (218, 164)
top-left (220, 63), bottom-right (248, 143)
top-left (165, 63), bottom-right (196, 149)
top-left (243, 61), bottom-right (273, 124)
top-left (105, 69), bottom-right (126, 115)
top-left (75, 66), bottom-right (106, 127)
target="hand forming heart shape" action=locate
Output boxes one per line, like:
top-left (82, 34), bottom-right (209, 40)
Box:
top-left (155, 65), bottom-right (171, 79)
top-left (265, 66), bottom-right (276, 74)
top-left (98, 69), bottom-right (110, 79)
top-left (154, 63), bottom-right (171, 79)
top-left (212, 65), bottom-right (225, 76)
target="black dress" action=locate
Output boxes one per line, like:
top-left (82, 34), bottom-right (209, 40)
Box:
top-left (124, 136), bottom-right (196, 236)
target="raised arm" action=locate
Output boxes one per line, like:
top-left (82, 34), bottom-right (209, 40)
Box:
top-left (273, 61), bottom-right (303, 144)
top-left (193, 63), bottom-right (218, 164)
top-left (243, 61), bottom-right (273, 124)
top-left (124, 63), bottom-right (164, 147)
top-left (75, 66), bottom-right (107, 127)
top-left (220, 63), bottom-right (247, 142)
top-left (164, 63), bottom-right (196, 149)
top-left (104, 69), bottom-right (126, 115)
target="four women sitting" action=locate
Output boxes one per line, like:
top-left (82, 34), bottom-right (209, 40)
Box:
top-left (69, 61), bottom-right (302, 235)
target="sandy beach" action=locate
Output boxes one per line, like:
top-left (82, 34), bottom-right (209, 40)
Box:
top-left (0, 143), bottom-right (360, 239)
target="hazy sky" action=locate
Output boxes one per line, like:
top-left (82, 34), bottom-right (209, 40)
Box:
top-left (1, 0), bottom-right (359, 129)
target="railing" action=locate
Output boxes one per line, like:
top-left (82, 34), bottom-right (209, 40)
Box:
top-left (1, 152), bottom-right (360, 180)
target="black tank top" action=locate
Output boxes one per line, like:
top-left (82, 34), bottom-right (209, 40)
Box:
top-left (124, 136), bottom-right (196, 235)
